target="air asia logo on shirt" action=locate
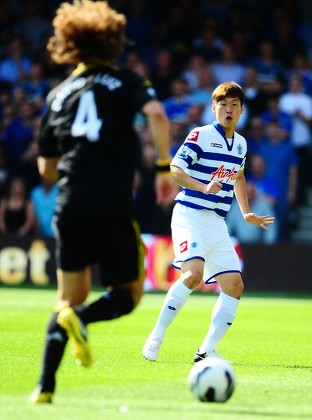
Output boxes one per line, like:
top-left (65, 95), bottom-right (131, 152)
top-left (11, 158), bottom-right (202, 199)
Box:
top-left (211, 165), bottom-right (237, 183)
top-left (180, 240), bottom-right (188, 253)
top-left (186, 131), bottom-right (199, 142)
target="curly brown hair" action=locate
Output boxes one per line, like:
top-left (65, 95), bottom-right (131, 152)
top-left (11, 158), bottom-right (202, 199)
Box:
top-left (47, 0), bottom-right (128, 65)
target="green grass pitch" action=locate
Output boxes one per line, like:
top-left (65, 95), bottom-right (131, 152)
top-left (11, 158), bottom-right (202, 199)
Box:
top-left (0, 287), bottom-right (311, 420)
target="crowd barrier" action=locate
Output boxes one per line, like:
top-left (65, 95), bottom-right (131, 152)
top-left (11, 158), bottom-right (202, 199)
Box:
top-left (0, 235), bottom-right (311, 293)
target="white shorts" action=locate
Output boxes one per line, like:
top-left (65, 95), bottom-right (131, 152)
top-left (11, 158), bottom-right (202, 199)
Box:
top-left (171, 203), bottom-right (241, 284)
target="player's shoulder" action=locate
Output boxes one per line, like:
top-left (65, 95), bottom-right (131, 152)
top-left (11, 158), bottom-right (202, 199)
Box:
top-left (234, 130), bottom-right (246, 142)
top-left (115, 67), bottom-right (153, 88)
top-left (45, 74), bottom-right (76, 104)
top-left (184, 124), bottom-right (214, 143)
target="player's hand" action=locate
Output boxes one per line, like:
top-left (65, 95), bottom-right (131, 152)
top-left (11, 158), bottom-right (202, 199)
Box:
top-left (205, 181), bottom-right (223, 195)
top-left (244, 213), bottom-right (275, 230)
top-left (155, 173), bottom-right (178, 204)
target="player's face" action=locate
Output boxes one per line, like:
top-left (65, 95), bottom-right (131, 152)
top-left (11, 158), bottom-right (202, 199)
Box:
top-left (212, 97), bottom-right (243, 132)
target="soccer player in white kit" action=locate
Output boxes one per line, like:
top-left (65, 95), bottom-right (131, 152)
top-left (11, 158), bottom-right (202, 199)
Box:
top-left (143, 81), bottom-right (275, 363)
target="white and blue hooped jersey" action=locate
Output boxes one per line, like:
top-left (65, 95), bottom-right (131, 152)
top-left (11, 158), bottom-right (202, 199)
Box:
top-left (171, 121), bottom-right (247, 218)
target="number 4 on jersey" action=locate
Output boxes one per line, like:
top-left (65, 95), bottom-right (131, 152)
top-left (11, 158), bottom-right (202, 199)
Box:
top-left (71, 90), bottom-right (102, 142)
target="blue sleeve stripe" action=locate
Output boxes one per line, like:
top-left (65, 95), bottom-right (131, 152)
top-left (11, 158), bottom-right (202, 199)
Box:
top-left (185, 142), bottom-right (203, 156)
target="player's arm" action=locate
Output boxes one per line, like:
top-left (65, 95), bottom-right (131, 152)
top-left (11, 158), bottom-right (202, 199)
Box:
top-left (170, 165), bottom-right (223, 195)
top-left (37, 156), bottom-right (59, 182)
top-left (142, 100), bottom-right (170, 162)
top-left (234, 170), bottom-right (275, 230)
top-left (142, 100), bottom-right (177, 204)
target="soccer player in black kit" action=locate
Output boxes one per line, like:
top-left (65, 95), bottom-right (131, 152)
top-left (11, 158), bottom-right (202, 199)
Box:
top-left (29, 0), bottom-right (176, 403)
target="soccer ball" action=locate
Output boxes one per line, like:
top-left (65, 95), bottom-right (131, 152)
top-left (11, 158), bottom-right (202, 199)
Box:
top-left (187, 358), bottom-right (236, 403)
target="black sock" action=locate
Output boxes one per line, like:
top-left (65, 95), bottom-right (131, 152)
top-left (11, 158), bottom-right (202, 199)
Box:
top-left (37, 313), bottom-right (68, 392)
top-left (76, 290), bottom-right (134, 324)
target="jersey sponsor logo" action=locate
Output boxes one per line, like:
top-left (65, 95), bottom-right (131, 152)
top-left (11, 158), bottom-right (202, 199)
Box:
top-left (180, 240), bottom-right (188, 253)
top-left (211, 142), bottom-right (223, 148)
top-left (186, 131), bottom-right (199, 142)
top-left (168, 306), bottom-right (177, 310)
top-left (210, 165), bottom-right (237, 183)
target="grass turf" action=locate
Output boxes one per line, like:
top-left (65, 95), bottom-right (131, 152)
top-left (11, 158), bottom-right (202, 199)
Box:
top-left (0, 287), bottom-right (311, 420)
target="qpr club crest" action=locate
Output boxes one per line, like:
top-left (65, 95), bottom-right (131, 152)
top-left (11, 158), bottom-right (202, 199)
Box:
top-left (237, 143), bottom-right (243, 155)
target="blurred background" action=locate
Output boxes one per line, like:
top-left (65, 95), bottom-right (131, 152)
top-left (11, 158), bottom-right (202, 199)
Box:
top-left (0, 0), bottom-right (312, 292)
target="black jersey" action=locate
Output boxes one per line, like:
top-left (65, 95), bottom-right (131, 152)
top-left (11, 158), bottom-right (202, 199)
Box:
top-left (39, 65), bottom-right (157, 210)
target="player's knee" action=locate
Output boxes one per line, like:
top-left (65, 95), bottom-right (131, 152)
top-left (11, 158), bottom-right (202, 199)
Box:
top-left (182, 269), bottom-right (203, 290)
top-left (110, 289), bottom-right (136, 317)
top-left (227, 275), bottom-right (244, 299)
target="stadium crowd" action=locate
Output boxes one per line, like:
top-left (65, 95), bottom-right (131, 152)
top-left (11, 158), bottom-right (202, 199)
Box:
top-left (0, 0), bottom-right (312, 243)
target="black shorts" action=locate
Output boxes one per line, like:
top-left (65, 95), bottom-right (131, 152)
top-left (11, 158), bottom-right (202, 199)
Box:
top-left (53, 204), bottom-right (145, 287)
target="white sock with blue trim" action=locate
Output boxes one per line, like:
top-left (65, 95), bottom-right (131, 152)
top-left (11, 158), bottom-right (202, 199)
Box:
top-left (199, 292), bottom-right (239, 353)
top-left (150, 280), bottom-right (192, 340)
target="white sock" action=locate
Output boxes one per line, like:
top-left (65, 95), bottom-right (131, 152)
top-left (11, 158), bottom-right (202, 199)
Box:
top-left (150, 280), bottom-right (192, 340)
top-left (199, 292), bottom-right (239, 353)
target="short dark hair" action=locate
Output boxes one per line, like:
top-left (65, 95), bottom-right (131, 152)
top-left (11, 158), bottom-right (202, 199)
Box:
top-left (212, 81), bottom-right (245, 106)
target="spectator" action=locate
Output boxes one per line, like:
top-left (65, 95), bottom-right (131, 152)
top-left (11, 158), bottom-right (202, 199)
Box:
top-left (260, 94), bottom-right (292, 140)
top-left (17, 138), bottom-right (41, 190)
top-left (286, 53), bottom-right (312, 95)
top-left (163, 77), bottom-right (193, 122)
top-left (1, 101), bottom-right (35, 171)
top-left (181, 54), bottom-right (207, 91)
top-left (243, 67), bottom-right (269, 118)
top-left (245, 116), bottom-right (268, 156)
top-left (298, 8), bottom-right (312, 59)
top-left (186, 103), bottom-right (205, 133)
top-left (150, 49), bottom-right (178, 100)
top-left (273, 18), bottom-right (306, 67)
top-left (248, 39), bottom-right (285, 97)
top-left (0, 37), bottom-right (32, 85)
top-left (14, 1), bottom-right (52, 57)
top-left (191, 23), bottom-right (222, 62)
top-left (0, 144), bottom-right (9, 198)
top-left (125, 0), bottom-right (153, 60)
top-left (31, 176), bottom-right (58, 237)
top-left (188, 65), bottom-right (215, 106)
top-left (226, 181), bottom-right (278, 244)
top-left (246, 154), bottom-right (279, 206)
top-left (169, 119), bottom-right (188, 156)
top-left (258, 120), bottom-right (298, 241)
top-left (0, 175), bottom-right (36, 236)
top-left (16, 61), bottom-right (51, 113)
top-left (211, 42), bottom-right (246, 86)
top-left (279, 73), bottom-right (312, 204)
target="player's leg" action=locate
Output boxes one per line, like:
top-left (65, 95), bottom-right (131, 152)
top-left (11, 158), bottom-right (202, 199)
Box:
top-left (142, 258), bottom-right (203, 361)
top-left (30, 268), bottom-right (91, 403)
top-left (75, 274), bottom-right (145, 324)
top-left (194, 272), bottom-right (243, 363)
top-left (74, 218), bottom-right (146, 324)
top-left (56, 268), bottom-right (93, 368)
